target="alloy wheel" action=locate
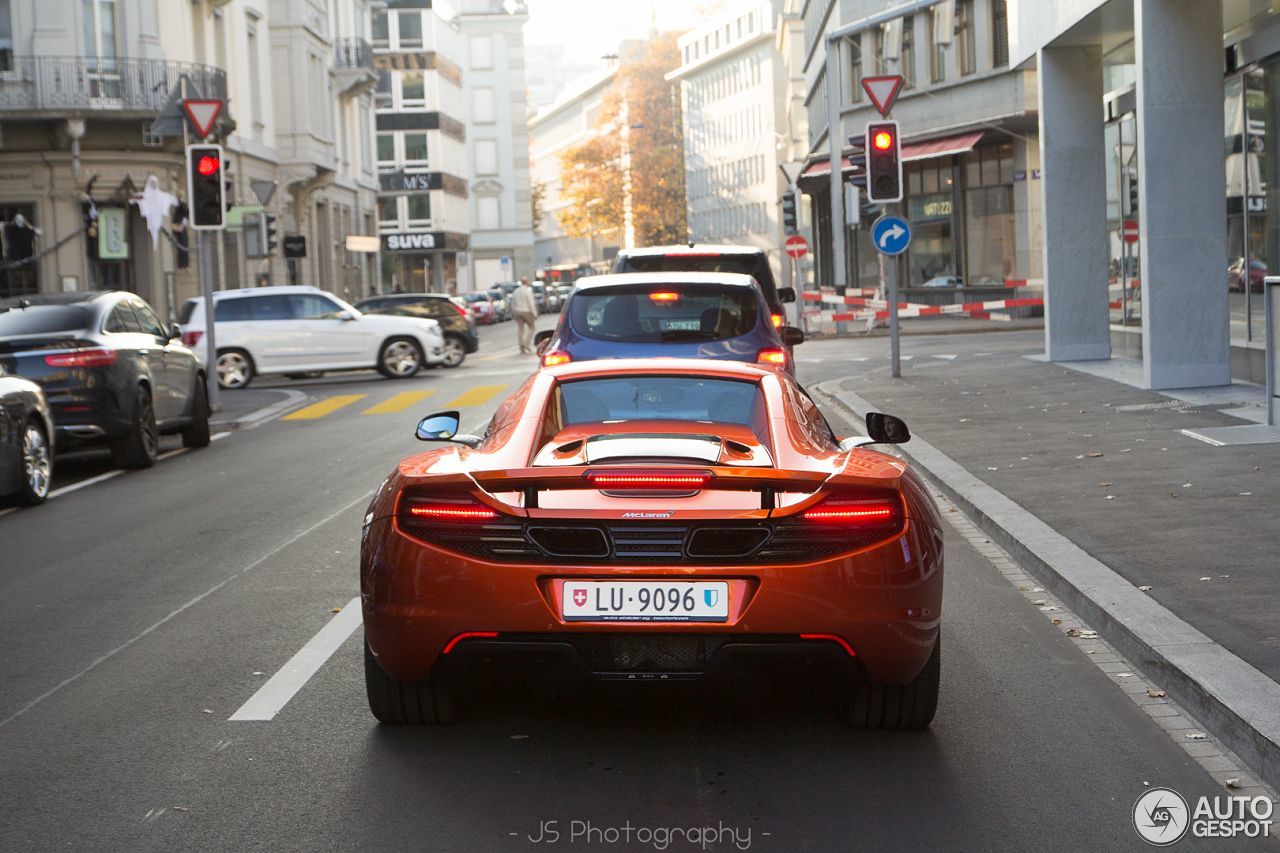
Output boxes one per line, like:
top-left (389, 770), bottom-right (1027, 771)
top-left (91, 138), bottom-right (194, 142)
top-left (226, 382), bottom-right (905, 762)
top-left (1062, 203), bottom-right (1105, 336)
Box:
top-left (22, 425), bottom-right (51, 499)
top-left (441, 338), bottom-right (466, 368)
top-left (383, 341), bottom-right (421, 376)
top-left (217, 352), bottom-right (251, 388)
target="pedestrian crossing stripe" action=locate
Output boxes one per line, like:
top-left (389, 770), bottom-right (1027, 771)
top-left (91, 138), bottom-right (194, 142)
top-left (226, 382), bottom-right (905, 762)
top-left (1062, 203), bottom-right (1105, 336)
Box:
top-left (442, 385), bottom-right (507, 409)
top-left (361, 390), bottom-right (435, 415)
top-left (282, 394), bottom-right (368, 421)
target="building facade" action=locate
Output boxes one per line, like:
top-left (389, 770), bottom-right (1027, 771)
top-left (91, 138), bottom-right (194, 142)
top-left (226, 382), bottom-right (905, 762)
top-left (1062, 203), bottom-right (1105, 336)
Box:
top-left (0, 0), bottom-right (381, 318)
top-left (669, 1), bottom-right (791, 284)
top-left (797, 0), bottom-right (1040, 295)
top-left (1013, 0), bottom-right (1269, 387)
top-left (527, 66), bottom-right (620, 270)
top-left (456, 0), bottom-right (534, 291)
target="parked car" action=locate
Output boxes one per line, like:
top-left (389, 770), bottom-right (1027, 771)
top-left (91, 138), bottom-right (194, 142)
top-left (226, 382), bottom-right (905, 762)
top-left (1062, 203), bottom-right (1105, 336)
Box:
top-left (0, 291), bottom-right (210, 469)
top-left (461, 292), bottom-right (497, 326)
top-left (360, 358), bottom-right (941, 727)
top-left (921, 275), bottom-right (962, 289)
top-left (355, 293), bottom-right (478, 368)
top-left (1228, 257), bottom-right (1268, 293)
top-left (486, 288), bottom-right (512, 321)
top-left (0, 366), bottom-right (53, 505)
top-left (178, 286), bottom-right (445, 389)
top-left (554, 284), bottom-right (574, 309)
top-left (611, 244), bottom-right (797, 329)
top-left (536, 272), bottom-right (803, 372)
top-left (531, 283), bottom-right (550, 313)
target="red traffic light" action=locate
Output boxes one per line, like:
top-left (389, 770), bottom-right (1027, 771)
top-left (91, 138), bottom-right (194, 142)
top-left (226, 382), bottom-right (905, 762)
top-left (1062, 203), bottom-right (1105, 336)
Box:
top-left (872, 130), bottom-right (895, 151)
top-left (196, 155), bottom-right (221, 176)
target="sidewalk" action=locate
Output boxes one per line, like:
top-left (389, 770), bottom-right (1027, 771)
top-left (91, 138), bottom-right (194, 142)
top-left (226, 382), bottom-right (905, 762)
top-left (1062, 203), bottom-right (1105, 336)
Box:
top-left (813, 344), bottom-right (1280, 787)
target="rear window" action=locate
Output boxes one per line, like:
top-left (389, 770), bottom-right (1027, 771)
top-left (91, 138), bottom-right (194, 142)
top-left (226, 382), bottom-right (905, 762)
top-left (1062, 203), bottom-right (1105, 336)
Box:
top-left (569, 284), bottom-right (758, 343)
top-left (178, 300), bottom-right (200, 325)
top-left (559, 376), bottom-right (762, 426)
top-left (215, 295), bottom-right (292, 322)
top-left (0, 305), bottom-right (91, 336)
top-left (616, 254), bottom-right (776, 297)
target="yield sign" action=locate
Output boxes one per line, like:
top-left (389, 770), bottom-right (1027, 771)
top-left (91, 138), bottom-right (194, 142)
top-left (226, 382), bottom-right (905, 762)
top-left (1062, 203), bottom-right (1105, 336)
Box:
top-left (182, 99), bottom-right (223, 138)
top-left (861, 75), bottom-right (904, 117)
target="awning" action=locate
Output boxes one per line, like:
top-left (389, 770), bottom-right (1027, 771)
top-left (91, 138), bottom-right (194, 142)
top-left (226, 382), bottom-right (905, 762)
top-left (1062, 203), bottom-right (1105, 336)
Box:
top-left (799, 130), bottom-right (987, 180)
top-left (902, 131), bottom-right (985, 162)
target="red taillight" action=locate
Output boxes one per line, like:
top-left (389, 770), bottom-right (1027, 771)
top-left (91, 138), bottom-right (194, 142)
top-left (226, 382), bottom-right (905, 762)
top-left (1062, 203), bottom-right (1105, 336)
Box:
top-left (181, 330), bottom-right (204, 347)
top-left (649, 291), bottom-right (681, 302)
top-left (542, 350), bottom-right (571, 367)
top-left (802, 493), bottom-right (902, 525)
top-left (44, 348), bottom-right (118, 368)
top-left (771, 313), bottom-right (784, 329)
top-left (442, 632), bottom-right (499, 654)
top-left (587, 470), bottom-right (710, 490)
top-left (399, 492), bottom-right (500, 524)
top-left (757, 347), bottom-right (787, 366)
top-left (454, 303), bottom-right (469, 317)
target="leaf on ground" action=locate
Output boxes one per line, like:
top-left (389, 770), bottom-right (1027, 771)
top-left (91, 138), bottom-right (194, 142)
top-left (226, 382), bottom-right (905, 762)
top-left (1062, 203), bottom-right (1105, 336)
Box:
top-left (1225, 778), bottom-right (1241, 789)
top-left (1086, 451), bottom-right (1104, 458)
top-left (1030, 599), bottom-right (1047, 606)
top-left (1199, 577), bottom-right (1213, 581)
top-left (1050, 618), bottom-right (1062, 625)
top-left (201, 709), bottom-right (214, 715)
top-left (1116, 672), bottom-right (1133, 678)
top-left (173, 806), bottom-right (188, 812)
top-left (1186, 732), bottom-right (1207, 740)
top-left (1138, 585), bottom-right (1152, 591)
top-left (1147, 689), bottom-right (1166, 698)
top-left (1098, 482), bottom-right (1112, 487)
top-left (330, 607), bottom-right (342, 613)
top-left (1105, 495), bottom-right (1116, 500)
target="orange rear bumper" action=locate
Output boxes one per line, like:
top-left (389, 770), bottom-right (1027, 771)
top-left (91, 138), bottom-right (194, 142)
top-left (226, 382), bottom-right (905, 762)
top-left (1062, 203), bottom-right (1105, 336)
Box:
top-left (361, 517), bottom-right (942, 685)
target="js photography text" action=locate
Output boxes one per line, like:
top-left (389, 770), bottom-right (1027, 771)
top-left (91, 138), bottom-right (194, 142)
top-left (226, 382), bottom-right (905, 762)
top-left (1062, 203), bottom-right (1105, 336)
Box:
top-left (523, 819), bottom-right (760, 850)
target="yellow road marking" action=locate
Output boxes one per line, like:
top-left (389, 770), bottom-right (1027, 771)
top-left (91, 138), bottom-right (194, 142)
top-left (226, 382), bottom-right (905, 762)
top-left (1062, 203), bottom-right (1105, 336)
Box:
top-left (442, 384), bottom-right (507, 408)
top-left (361, 389), bottom-right (436, 415)
top-left (282, 394), bottom-right (368, 421)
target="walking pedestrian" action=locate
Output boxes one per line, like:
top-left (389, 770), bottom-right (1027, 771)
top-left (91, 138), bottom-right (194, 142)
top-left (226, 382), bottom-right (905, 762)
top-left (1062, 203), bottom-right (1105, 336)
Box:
top-left (511, 277), bottom-right (539, 354)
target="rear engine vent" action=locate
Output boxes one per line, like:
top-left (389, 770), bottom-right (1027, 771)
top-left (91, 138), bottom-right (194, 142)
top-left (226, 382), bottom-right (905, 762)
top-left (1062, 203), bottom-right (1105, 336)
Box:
top-left (528, 526), bottom-right (610, 558)
top-left (687, 526), bottom-right (770, 558)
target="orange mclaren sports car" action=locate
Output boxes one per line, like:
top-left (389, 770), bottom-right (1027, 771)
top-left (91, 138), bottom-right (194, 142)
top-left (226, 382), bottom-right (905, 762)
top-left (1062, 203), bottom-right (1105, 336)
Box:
top-left (360, 359), bottom-right (944, 728)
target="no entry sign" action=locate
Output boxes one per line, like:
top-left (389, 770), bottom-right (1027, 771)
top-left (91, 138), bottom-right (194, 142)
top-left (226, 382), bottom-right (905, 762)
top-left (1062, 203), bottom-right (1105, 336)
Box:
top-left (1120, 218), bottom-right (1139, 244)
top-left (785, 235), bottom-right (809, 259)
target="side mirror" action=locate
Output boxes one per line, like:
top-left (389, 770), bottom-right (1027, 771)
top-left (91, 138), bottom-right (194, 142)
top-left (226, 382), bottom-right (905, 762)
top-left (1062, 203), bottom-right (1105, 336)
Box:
top-left (168, 326), bottom-right (182, 341)
top-left (533, 330), bottom-right (553, 347)
top-left (416, 411), bottom-right (483, 448)
top-left (865, 412), bottom-right (911, 444)
top-left (336, 310), bottom-right (355, 321)
top-left (780, 325), bottom-right (805, 347)
top-left (777, 287), bottom-right (796, 303)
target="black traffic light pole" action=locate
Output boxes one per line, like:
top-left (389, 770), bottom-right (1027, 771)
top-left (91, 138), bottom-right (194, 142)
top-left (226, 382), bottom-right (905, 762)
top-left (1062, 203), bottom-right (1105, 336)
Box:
top-left (865, 120), bottom-right (904, 378)
top-left (186, 143), bottom-right (227, 411)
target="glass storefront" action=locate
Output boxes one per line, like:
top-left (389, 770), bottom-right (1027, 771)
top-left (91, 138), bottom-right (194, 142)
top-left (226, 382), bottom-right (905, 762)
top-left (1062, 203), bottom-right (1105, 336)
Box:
top-left (1225, 65), bottom-right (1270, 344)
top-left (961, 144), bottom-right (1016, 284)
top-left (1105, 113), bottom-right (1140, 326)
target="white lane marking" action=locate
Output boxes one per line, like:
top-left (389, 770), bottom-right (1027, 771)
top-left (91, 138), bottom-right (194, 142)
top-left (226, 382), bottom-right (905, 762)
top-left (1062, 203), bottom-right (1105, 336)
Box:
top-left (46, 469), bottom-right (124, 499)
top-left (229, 596), bottom-right (363, 721)
top-left (933, 354), bottom-right (958, 361)
top-left (211, 432), bottom-right (231, 442)
top-left (0, 490), bottom-right (373, 729)
top-left (157, 448), bottom-right (189, 462)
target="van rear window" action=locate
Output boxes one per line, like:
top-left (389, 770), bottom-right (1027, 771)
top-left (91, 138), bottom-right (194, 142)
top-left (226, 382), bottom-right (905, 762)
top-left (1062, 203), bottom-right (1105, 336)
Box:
top-left (569, 284), bottom-right (758, 343)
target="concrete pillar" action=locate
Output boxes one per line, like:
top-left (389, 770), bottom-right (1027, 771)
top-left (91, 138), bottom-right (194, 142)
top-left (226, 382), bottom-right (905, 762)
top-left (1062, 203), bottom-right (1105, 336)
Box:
top-left (1135, 0), bottom-right (1230, 389)
top-left (1038, 45), bottom-right (1111, 361)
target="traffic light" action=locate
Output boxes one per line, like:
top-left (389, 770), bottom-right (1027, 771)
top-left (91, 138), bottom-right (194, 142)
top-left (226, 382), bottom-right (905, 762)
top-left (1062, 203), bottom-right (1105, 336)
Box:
top-left (864, 120), bottom-right (902, 203)
top-left (264, 213), bottom-right (279, 254)
top-left (781, 190), bottom-right (798, 234)
top-left (186, 144), bottom-right (226, 229)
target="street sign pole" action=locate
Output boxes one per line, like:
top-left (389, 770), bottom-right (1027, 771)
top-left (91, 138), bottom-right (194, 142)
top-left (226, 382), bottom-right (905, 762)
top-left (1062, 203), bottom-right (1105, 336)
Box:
top-left (888, 221), bottom-right (901, 378)
top-left (825, 45), bottom-right (846, 291)
top-left (870, 211), bottom-right (912, 379)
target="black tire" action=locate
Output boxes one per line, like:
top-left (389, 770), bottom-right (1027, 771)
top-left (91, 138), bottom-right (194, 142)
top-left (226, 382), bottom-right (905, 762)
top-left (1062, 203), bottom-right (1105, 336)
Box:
top-left (16, 419), bottom-right (52, 506)
top-left (840, 636), bottom-right (940, 730)
top-left (364, 639), bottom-right (454, 724)
top-left (216, 348), bottom-right (255, 389)
top-left (441, 334), bottom-right (467, 368)
top-left (110, 386), bottom-right (159, 470)
top-left (181, 376), bottom-right (211, 448)
top-left (376, 337), bottom-right (423, 380)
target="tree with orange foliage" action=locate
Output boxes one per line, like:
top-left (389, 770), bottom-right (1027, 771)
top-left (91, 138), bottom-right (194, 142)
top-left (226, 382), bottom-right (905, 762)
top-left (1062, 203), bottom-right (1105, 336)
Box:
top-left (558, 34), bottom-right (688, 248)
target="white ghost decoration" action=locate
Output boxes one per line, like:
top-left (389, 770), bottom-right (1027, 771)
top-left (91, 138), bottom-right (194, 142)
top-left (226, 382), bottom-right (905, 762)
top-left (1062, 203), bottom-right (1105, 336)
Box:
top-left (130, 175), bottom-right (178, 251)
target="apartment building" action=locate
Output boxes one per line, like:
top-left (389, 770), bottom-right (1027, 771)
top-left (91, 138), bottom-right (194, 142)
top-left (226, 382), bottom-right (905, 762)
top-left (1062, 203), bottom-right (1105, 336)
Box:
top-left (0, 0), bottom-right (381, 316)
top-left (797, 0), bottom-right (1039, 292)
top-left (668, 1), bottom-right (791, 283)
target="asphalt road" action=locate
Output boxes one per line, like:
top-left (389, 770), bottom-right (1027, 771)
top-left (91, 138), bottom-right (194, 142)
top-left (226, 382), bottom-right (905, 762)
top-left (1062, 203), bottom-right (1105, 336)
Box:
top-left (0, 321), bottom-right (1269, 851)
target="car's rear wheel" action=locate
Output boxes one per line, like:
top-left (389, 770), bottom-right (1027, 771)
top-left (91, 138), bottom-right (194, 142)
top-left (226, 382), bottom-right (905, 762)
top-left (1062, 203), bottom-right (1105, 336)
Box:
top-left (216, 349), bottom-right (255, 389)
top-left (181, 376), bottom-right (211, 448)
top-left (441, 335), bottom-right (467, 368)
top-left (110, 386), bottom-right (159, 470)
top-left (364, 639), bottom-right (454, 724)
top-left (840, 636), bottom-right (940, 730)
top-left (377, 337), bottom-right (422, 379)
top-left (17, 420), bottom-right (51, 505)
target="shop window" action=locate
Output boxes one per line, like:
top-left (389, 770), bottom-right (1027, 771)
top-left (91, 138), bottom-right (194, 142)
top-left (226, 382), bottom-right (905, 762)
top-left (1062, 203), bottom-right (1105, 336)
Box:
top-left (377, 196), bottom-right (399, 231)
top-left (406, 194), bottom-right (431, 225)
top-left (965, 186), bottom-right (1015, 283)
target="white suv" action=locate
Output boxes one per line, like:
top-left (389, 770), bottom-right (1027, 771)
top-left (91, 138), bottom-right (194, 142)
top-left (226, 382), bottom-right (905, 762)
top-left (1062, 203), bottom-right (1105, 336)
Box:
top-left (178, 286), bottom-right (445, 389)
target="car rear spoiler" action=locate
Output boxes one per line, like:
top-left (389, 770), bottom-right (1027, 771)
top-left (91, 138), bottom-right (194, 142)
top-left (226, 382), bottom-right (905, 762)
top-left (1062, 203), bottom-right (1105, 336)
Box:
top-left (462, 466), bottom-right (834, 510)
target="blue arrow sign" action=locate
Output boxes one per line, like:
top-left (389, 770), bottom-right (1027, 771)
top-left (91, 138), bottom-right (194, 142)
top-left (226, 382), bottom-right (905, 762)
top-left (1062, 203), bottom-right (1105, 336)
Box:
top-left (871, 214), bottom-right (912, 256)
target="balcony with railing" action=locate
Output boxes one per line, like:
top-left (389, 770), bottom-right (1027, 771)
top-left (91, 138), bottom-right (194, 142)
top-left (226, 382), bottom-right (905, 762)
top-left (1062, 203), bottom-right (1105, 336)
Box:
top-left (332, 38), bottom-right (377, 98)
top-left (0, 56), bottom-right (228, 114)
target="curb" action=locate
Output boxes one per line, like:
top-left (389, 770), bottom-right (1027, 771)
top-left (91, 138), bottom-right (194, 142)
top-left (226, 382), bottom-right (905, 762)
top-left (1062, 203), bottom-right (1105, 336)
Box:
top-left (210, 389), bottom-right (310, 431)
top-left (814, 380), bottom-right (1280, 792)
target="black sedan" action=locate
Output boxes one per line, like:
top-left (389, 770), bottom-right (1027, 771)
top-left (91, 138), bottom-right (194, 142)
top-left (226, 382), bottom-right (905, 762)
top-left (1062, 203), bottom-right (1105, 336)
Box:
top-left (0, 366), bottom-right (53, 505)
top-left (0, 291), bottom-right (210, 469)
top-left (354, 293), bottom-right (478, 368)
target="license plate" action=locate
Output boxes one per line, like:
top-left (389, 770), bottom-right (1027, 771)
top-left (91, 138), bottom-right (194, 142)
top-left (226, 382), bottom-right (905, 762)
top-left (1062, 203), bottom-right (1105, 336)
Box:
top-left (562, 581), bottom-right (729, 622)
